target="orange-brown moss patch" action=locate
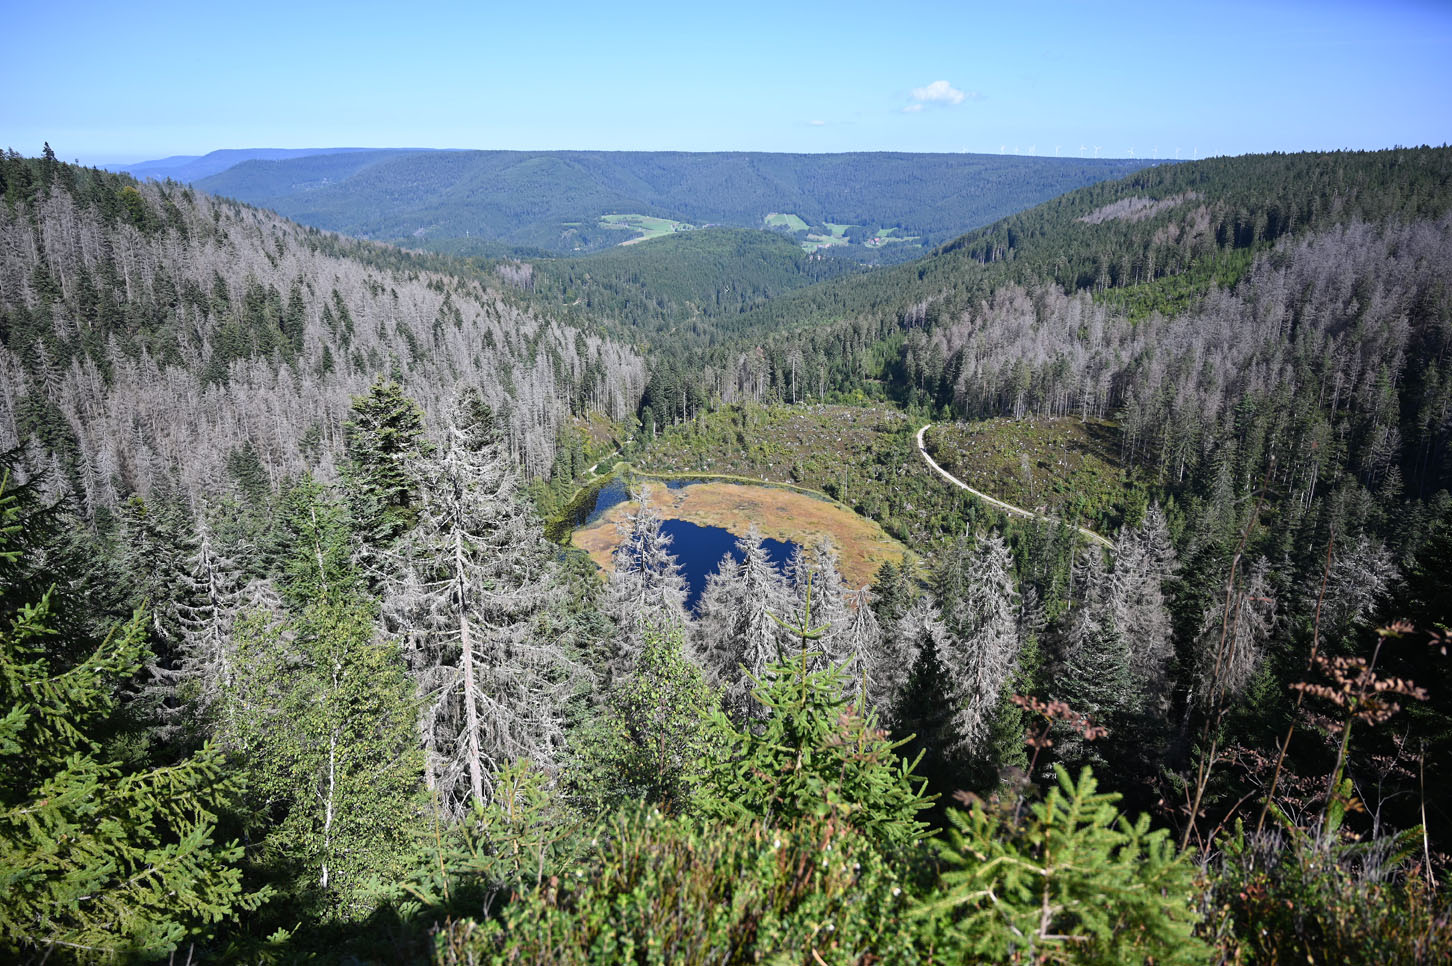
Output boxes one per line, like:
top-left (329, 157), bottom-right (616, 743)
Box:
top-left (570, 480), bottom-right (907, 590)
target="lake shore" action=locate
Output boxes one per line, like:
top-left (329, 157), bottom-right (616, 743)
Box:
top-left (570, 478), bottom-right (908, 591)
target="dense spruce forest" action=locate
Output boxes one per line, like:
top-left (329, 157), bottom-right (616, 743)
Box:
top-left (3, 145), bottom-right (1451, 964)
top-left (186, 149), bottom-right (1153, 257)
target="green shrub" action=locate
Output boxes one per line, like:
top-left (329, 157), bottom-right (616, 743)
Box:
top-left (1209, 815), bottom-right (1452, 964)
top-left (921, 765), bottom-right (1206, 965)
top-left (693, 651), bottom-right (933, 852)
top-left (433, 808), bottom-right (922, 965)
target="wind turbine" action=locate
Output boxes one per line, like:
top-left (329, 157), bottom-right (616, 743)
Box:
top-left (1000, 144), bottom-right (1007, 154)
top-left (1093, 145), bottom-right (1101, 158)
top-left (1128, 146), bottom-right (1135, 158)
top-left (1027, 144), bottom-right (1036, 155)
top-left (1079, 144), bottom-right (1087, 156)
top-left (1055, 145), bottom-right (1061, 156)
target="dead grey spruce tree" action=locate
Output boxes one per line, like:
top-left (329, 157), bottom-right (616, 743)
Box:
top-left (832, 585), bottom-right (884, 705)
top-left (385, 389), bottom-right (572, 814)
top-left (937, 529), bottom-right (1021, 753)
top-left (1106, 502), bottom-right (1177, 707)
top-left (874, 595), bottom-right (941, 723)
top-left (602, 486), bottom-right (690, 680)
top-left (789, 537), bottom-right (851, 666)
top-left (695, 524), bottom-right (789, 714)
top-left (147, 520), bottom-right (251, 740)
top-left (1192, 556), bottom-right (1276, 707)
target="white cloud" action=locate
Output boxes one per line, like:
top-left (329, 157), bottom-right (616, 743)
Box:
top-left (808, 119), bottom-right (826, 126)
top-left (907, 80), bottom-right (975, 109)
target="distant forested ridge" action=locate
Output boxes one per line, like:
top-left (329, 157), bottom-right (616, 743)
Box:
top-left (188, 149), bottom-right (1154, 256)
top-left (0, 153), bottom-right (646, 511)
top-left (111, 147), bottom-right (418, 187)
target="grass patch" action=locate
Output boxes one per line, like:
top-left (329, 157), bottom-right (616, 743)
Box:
top-left (823, 222), bottom-right (851, 237)
top-left (571, 479), bottom-right (907, 590)
top-left (923, 417), bottom-right (1139, 534)
top-left (802, 232), bottom-right (851, 253)
top-left (764, 212), bottom-right (809, 232)
top-left (599, 213), bottom-right (695, 244)
top-left (865, 230), bottom-right (920, 247)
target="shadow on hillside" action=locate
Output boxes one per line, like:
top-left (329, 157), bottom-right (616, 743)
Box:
top-left (1076, 419), bottom-right (1123, 467)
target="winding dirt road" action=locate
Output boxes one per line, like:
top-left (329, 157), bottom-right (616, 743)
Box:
top-left (915, 424), bottom-right (1113, 549)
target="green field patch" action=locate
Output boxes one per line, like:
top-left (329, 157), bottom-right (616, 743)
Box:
top-left (864, 230), bottom-right (920, 247)
top-left (598, 213), bottom-right (695, 245)
top-left (823, 222), bottom-right (852, 237)
top-left (802, 231), bottom-right (850, 254)
top-left (764, 212), bottom-right (809, 232)
top-left (924, 417), bottom-right (1137, 534)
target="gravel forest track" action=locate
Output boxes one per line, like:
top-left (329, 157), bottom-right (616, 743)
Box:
top-left (916, 424), bottom-right (1113, 549)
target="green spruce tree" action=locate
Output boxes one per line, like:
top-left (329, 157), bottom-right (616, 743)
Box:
top-left (0, 475), bottom-right (267, 959)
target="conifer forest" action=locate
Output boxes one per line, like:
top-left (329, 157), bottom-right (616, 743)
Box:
top-left (3, 132), bottom-right (1452, 964)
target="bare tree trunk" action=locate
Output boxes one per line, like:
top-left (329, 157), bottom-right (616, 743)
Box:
top-left (455, 528), bottom-right (487, 809)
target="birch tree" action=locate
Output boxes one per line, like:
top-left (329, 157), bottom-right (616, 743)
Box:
top-left (225, 597), bottom-right (422, 918)
top-left (217, 485), bottom-right (422, 917)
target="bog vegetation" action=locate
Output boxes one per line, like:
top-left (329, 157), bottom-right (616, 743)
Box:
top-left (2, 146), bottom-right (1451, 963)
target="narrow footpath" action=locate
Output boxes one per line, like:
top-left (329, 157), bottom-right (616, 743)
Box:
top-left (915, 424), bottom-right (1113, 549)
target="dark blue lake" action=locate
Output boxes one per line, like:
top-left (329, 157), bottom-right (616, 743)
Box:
top-left (658, 518), bottom-right (796, 613)
top-left (571, 475), bottom-right (796, 613)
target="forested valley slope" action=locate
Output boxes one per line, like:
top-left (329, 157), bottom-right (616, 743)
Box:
top-left (2, 146), bottom-right (1451, 964)
top-left (0, 155), bottom-right (645, 510)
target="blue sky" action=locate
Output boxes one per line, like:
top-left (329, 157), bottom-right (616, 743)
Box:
top-left (4, 0), bottom-right (1449, 163)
